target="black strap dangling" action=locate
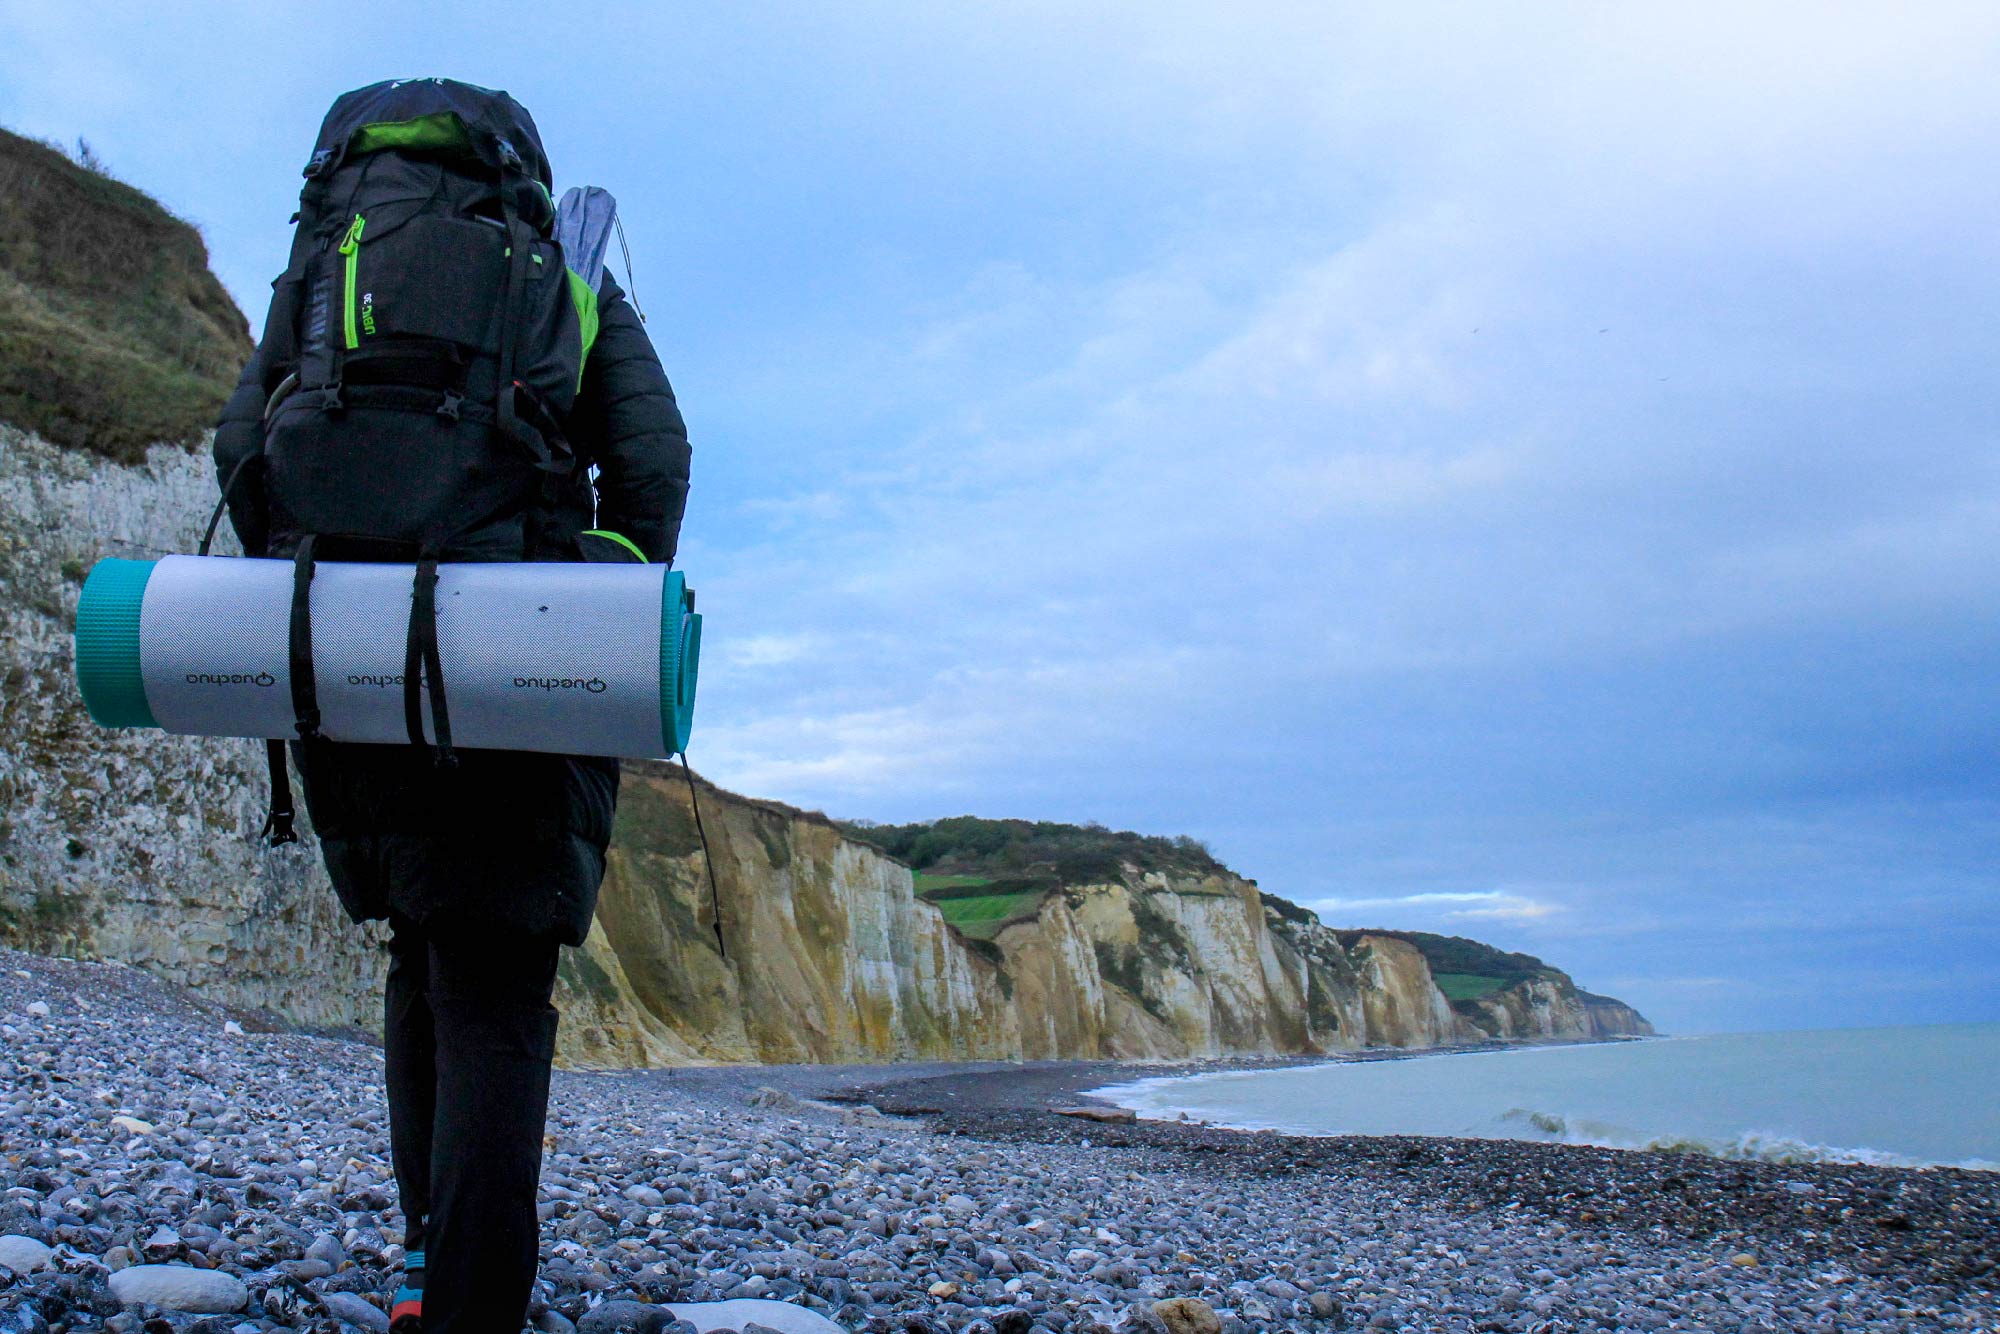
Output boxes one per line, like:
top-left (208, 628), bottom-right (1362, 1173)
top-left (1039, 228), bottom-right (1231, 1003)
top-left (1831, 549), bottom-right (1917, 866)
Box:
top-left (679, 754), bottom-right (725, 959)
top-left (403, 556), bottom-right (456, 766)
top-left (261, 536), bottom-right (323, 848)
top-left (261, 740), bottom-right (298, 847)
top-left (289, 536), bottom-right (323, 741)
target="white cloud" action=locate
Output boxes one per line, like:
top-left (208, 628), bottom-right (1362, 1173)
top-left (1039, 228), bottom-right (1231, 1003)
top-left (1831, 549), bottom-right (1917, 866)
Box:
top-left (1304, 890), bottom-right (1562, 926)
top-left (723, 633), bottom-right (823, 669)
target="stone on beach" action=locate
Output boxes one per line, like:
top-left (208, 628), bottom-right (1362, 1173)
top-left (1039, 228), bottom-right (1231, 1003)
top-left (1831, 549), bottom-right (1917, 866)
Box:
top-left (0, 1234), bottom-right (52, 1273)
top-left (1051, 1104), bottom-right (1136, 1123)
top-left (106, 1264), bottom-right (250, 1312)
top-left (663, 1301), bottom-right (846, 1333)
top-left (322, 1290), bottom-right (392, 1331)
top-left (1151, 1297), bottom-right (1222, 1334)
top-left (577, 1301), bottom-right (671, 1334)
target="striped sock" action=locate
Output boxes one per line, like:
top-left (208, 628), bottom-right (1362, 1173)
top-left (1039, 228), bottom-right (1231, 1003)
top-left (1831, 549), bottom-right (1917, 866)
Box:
top-left (391, 1248), bottom-right (425, 1332)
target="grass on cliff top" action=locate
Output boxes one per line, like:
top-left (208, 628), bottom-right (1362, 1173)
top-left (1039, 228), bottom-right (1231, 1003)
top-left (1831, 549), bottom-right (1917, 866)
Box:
top-left (0, 129), bottom-right (251, 463)
top-left (913, 873), bottom-right (994, 893)
top-left (922, 886), bottom-right (1050, 940)
top-left (1433, 972), bottom-right (1508, 1001)
top-left (842, 812), bottom-right (1226, 887)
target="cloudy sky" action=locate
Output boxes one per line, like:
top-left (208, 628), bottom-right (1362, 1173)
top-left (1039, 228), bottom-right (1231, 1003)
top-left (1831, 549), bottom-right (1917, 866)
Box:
top-left (6, 2), bottom-right (1996, 1034)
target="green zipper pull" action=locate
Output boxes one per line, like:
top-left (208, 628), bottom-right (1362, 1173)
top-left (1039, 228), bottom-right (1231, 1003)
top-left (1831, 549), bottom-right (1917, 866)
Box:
top-left (339, 214), bottom-right (366, 349)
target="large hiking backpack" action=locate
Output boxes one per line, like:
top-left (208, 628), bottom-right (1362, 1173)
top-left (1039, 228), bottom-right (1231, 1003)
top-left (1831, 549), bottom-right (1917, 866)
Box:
top-left (246, 78), bottom-right (599, 563)
top-left (209, 79), bottom-right (628, 843)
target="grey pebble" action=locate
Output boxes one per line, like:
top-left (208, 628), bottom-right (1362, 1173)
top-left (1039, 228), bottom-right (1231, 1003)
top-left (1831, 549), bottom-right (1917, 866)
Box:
top-left (577, 1299), bottom-right (670, 1333)
top-left (322, 1291), bottom-right (391, 1332)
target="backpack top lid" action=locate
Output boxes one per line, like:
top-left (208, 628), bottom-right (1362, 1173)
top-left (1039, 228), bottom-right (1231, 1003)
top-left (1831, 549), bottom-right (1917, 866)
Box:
top-left (307, 78), bottom-right (553, 188)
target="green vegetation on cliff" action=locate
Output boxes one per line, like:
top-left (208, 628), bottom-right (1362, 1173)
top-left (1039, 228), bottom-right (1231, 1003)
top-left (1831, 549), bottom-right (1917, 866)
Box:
top-left (0, 129), bottom-right (250, 462)
top-left (1343, 929), bottom-right (1554, 984)
top-left (1343, 929), bottom-right (1562, 1012)
top-left (919, 883), bottom-right (1050, 939)
top-left (843, 813), bottom-right (1225, 886)
top-left (1433, 972), bottom-right (1508, 1001)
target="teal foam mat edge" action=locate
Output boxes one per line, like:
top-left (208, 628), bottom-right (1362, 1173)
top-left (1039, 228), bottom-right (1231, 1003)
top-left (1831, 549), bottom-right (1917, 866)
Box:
top-left (74, 559), bottom-right (158, 728)
top-left (659, 571), bottom-right (700, 754)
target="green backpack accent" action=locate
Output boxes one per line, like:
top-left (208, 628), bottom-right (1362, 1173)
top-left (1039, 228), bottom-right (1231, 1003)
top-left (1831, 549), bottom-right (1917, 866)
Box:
top-left (349, 111), bottom-right (476, 158)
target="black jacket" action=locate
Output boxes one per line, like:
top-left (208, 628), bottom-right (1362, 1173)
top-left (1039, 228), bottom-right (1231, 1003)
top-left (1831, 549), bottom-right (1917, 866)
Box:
top-left (213, 275), bottom-right (690, 944)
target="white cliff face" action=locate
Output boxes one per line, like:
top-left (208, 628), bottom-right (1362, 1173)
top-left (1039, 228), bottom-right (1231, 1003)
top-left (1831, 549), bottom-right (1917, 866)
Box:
top-left (0, 428), bottom-right (388, 1030)
top-left (559, 766), bottom-right (1019, 1067)
top-left (1346, 934), bottom-right (1475, 1047)
top-left (991, 891), bottom-right (1111, 1061)
top-left (1461, 975), bottom-right (1655, 1040)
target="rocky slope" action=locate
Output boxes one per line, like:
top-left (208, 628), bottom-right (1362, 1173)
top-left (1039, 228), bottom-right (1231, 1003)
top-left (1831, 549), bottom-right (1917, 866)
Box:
top-left (0, 128), bottom-right (250, 462)
top-left (0, 427), bottom-right (388, 1030)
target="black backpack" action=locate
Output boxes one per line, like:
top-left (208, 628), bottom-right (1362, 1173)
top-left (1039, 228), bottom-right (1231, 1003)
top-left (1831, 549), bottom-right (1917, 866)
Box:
top-left (246, 78), bottom-right (597, 564)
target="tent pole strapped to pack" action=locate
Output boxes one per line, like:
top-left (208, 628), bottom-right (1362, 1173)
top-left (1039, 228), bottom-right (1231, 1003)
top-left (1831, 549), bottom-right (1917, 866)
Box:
top-left (74, 557), bottom-right (701, 761)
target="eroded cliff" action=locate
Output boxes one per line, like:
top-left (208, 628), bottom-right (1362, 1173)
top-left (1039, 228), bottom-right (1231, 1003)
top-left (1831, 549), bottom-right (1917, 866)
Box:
top-left (0, 428), bottom-right (388, 1028)
top-left (558, 764), bottom-right (1019, 1066)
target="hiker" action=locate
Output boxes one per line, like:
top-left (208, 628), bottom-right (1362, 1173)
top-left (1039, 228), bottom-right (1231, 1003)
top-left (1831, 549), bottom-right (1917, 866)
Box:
top-left (210, 79), bottom-right (690, 1333)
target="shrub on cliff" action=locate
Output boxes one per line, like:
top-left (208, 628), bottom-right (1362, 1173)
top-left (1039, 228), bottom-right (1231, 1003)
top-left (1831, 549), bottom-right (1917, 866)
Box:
top-left (0, 128), bottom-right (250, 462)
top-left (841, 813), bottom-right (1226, 884)
top-left (1337, 928), bottom-right (1553, 985)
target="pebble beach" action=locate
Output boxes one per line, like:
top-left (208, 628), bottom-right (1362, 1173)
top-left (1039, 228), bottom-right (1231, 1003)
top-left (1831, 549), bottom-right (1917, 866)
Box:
top-left (2, 947), bottom-right (1994, 1334)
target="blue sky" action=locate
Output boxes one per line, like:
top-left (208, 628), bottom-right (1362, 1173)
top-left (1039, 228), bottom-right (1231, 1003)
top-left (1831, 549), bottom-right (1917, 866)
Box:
top-left (5, 3), bottom-right (1996, 1034)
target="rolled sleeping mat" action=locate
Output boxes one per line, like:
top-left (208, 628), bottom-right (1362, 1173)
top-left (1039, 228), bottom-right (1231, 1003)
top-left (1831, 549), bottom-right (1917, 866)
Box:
top-left (74, 556), bottom-right (701, 758)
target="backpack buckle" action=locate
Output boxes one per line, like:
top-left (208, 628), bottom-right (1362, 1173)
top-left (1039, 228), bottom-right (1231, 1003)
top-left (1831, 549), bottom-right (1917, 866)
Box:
top-left (436, 390), bottom-right (463, 422)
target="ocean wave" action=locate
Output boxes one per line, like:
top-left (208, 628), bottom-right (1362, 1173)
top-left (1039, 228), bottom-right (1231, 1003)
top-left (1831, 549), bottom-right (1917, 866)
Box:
top-left (1085, 1086), bottom-right (1999, 1172)
top-left (1491, 1108), bottom-right (1999, 1171)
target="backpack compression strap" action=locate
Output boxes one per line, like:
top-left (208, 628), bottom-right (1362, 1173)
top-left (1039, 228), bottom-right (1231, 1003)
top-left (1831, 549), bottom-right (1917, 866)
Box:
top-left (402, 557), bottom-right (456, 766)
top-left (258, 535), bottom-right (324, 850)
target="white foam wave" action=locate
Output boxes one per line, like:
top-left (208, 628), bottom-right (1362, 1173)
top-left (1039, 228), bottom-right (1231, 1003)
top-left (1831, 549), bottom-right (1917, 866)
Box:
top-left (1084, 1080), bottom-right (2000, 1172)
top-left (1492, 1107), bottom-right (2000, 1171)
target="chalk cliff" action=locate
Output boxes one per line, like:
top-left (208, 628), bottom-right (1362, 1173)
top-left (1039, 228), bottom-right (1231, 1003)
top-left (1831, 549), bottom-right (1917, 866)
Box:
top-left (563, 772), bottom-right (1653, 1064)
top-left (558, 765), bottom-right (1019, 1066)
top-left (0, 428), bottom-right (389, 1027)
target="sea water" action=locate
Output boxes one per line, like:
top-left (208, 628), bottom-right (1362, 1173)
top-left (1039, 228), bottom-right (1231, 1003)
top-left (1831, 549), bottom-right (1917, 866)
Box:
top-left (1091, 1024), bottom-right (2000, 1170)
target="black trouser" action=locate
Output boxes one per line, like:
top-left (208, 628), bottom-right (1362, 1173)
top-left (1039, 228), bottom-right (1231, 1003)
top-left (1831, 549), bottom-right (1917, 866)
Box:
top-left (385, 913), bottom-right (561, 1334)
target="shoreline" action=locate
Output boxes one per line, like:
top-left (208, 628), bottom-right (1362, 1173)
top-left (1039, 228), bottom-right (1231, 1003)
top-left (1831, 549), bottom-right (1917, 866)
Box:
top-left (1066, 1037), bottom-right (1998, 1175)
top-left (812, 1056), bottom-right (2000, 1296)
top-left (697, 1049), bottom-right (2000, 1305)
